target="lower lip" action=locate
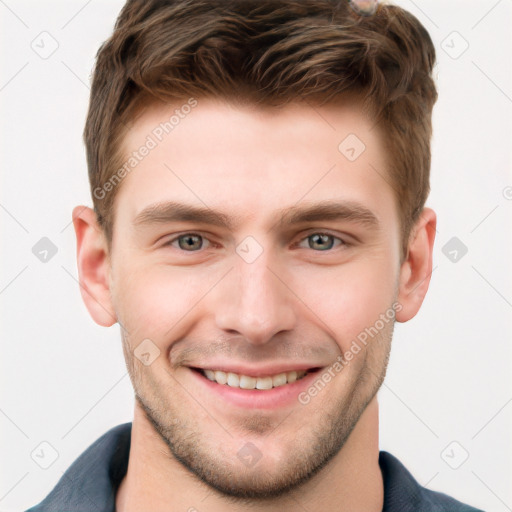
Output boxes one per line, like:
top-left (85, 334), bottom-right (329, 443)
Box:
top-left (189, 368), bottom-right (323, 410)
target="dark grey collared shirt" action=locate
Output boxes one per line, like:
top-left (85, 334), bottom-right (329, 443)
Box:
top-left (25, 422), bottom-right (484, 512)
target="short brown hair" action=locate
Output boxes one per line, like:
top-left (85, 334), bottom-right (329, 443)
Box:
top-left (84, 0), bottom-right (437, 261)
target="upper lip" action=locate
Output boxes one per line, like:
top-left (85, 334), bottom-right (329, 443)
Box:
top-left (189, 362), bottom-right (322, 378)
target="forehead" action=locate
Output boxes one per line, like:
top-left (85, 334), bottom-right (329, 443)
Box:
top-left (114, 97), bottom-right (397, 233)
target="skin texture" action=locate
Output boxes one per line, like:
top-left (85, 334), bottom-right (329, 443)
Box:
top-left (73, 97), bottom-right (436, 512)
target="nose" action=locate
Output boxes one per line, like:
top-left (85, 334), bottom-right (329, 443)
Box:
top-left (213, 250), bottom-right (297, 345)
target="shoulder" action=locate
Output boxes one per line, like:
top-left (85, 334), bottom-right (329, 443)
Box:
top-left (24, 423), bottom-right (132, 512)
top-left (379, 451), bottom-right (485, 512)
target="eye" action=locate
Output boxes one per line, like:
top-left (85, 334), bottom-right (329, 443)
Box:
top-left (162, 232), bottom-right (347, 253)
top-left (296, 233), bottom-right (346, 251)
top-left (165, 233), bottom-right (211, 251)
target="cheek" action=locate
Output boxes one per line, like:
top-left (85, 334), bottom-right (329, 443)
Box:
top-left (111, 265), bottom-right (204, 344)
top-left (291, 254), bottom-right (397, 353)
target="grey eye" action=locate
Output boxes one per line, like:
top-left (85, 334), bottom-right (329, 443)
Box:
top-left (308, 234), bottom-right (334, 251)
top-left (177, 234), bottom-right (204, 251)
top-left (299, 233), bottom-right (345, 251)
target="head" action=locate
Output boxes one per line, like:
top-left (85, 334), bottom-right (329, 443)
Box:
top-left (74, 0), bottom-right (437, 501)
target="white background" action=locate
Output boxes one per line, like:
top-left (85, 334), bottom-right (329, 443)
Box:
top-left (1, 1), bottom-right (511, 511)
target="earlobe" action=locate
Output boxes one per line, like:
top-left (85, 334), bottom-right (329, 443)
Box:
top-left (72, 206), bottom-right (117, 327)
top-left (395, 207), bottom-right (437, 323)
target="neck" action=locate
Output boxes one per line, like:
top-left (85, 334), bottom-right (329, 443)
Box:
top-left (116, 398), bottom-right (383, 512)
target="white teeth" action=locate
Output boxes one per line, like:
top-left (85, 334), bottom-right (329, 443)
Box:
top-left (272, 373), bottom-right (287, 387)
top-left (201, 368), bottom-right (308, 389)
top-left (214, 370), bottom-right (227, 385)
top-left (256, 376), bottom-right (273, 390)
top-left (227, 372), bottom-right (240, 387)
top-left (239, 375), bottom-right (256, 389)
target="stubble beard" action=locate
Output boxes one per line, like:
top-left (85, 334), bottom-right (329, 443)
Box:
top-left (125, 321), bottom-right (393, 502)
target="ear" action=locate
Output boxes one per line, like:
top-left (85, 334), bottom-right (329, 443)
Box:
top-left (396, 207), bottom-right (437, 323)
top-left (72, 206), bottom-right (117, 327)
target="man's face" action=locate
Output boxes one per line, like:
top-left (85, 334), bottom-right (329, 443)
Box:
top-left (108, 98), bottom-right (402, 498)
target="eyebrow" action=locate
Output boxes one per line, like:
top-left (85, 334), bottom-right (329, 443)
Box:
top-left (133, 200), bottom-right (380, 232)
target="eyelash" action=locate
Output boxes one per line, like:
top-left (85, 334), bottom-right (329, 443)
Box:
top-left (162, 232), bottom-right (349, 252)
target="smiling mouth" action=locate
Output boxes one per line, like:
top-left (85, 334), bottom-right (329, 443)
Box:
top-left (190, 367), bottom-right (321, 390)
